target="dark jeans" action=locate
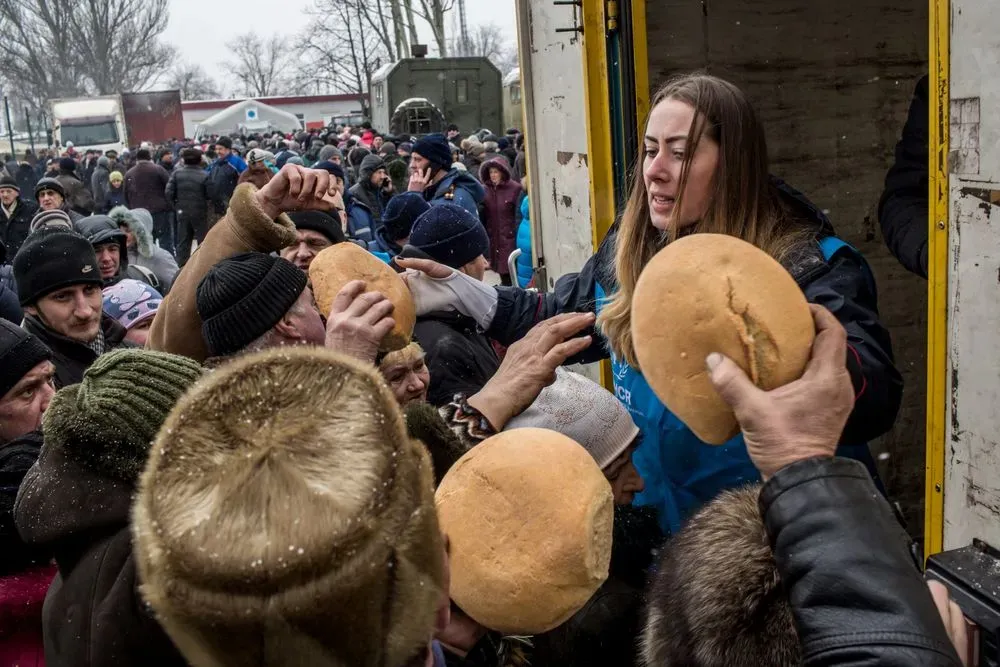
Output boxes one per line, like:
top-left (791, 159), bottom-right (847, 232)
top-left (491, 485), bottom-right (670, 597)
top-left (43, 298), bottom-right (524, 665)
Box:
top-left (151, 211), bottom-right (175, 256)
top-left (175, 211), bottom-right (210, 267)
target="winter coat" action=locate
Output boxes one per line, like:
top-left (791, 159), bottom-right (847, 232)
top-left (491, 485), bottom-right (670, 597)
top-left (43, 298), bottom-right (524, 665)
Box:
top-left (124, 161), bottom-right (171, 214)
top-left (55, 171), bottom-right (95, 215)
top-left (514, 193), bottom-right (533, 288)
top-left (91, 162), bottom-right (111, 213)
top-left (413, 311), bottom-right (500, 407)
top-left (425, 169), bottom-right (485, 220)
top-left (108, 207), bottom-right (179, 292)
top-left (366, 226), bottom-right (404, 260)
top-left (878, 75), bottom-right (929, 278)
top-left (479, 159), bottom-right (522, 276)
top-left (348, 154), bottom-right (392, 224)
top-left (763, 457), bottom-right (963, 665)
top-left (208, 155), bottom-right (246, 213)
top-left (347, 197), bottom-right (377, 243)
top-left (74, 215), bottom-right (131, 287)
top-left (0, 431), bottom-right (50, 573)
top-left (22, 313), bottom-right (130, 389)
top-left (1, 196), bottom-right (38, 259)
top-left (16, 163), bottom-right (38, 202)
top-left (485, 179), bottom-right (903, 534)
top-left (103, 186), bottom-right (127, 213)
top-left (165, 164), bottom-right (211, 225)
top-left (146, 183), bottom-right (298, 363)
top-left (13, 424), bottom-right (186, 667)
top-left (0, 265), bottom-right (21, 323)
top-left (513, 152), bottom-right (527, 184)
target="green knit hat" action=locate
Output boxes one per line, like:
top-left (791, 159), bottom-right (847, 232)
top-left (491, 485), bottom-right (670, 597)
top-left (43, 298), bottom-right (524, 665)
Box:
top-left (43, 349), bottom-right (204, 483)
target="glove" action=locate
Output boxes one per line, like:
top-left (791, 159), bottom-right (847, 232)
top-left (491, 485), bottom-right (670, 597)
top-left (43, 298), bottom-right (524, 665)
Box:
top-left (404, 268), bottom-right (499, 330)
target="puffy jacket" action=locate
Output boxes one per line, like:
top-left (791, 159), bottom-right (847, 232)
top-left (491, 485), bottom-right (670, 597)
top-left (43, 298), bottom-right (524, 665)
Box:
top-left (485, 180), bottom-right (903, 533)
top-left (479, 159), bottom-right (523, 277)
top-left (514, 194), bottom-right (533, 287)
top-left (425, 169), bottom-right (485, 220)
top-left (124, 161), bottom-right (171, 213)
top-left (1, 197), bottom-right (38, 259)
top-left (413, 311), bottom-right (500, 407)
top-left (878, 75), bottom-right (929, 278)
top-left (763, 457), bottom-right (962, 665)
top-left (108, 207), bottom-right (179, 292)
top-left (165, 164), bottom-right (211, 223)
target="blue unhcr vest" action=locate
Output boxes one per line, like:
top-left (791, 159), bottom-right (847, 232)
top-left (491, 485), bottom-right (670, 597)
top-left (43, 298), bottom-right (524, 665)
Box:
top-left (597, 237), bottom-right (880, 534)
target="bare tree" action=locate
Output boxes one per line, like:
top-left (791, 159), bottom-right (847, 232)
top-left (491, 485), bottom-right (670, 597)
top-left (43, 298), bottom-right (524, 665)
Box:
top-left (302, 0), bottom-right (388, 114)
top-left (166, 63), bottom-right (220, 101)
top-left (468, 22), bottom-right (505, 61)
top-left (411, 0), bottom-right (455, 56)
top-left (224, 33), bottom-right (298, 98)
top-left (0, 0), bottom-right (172, 111)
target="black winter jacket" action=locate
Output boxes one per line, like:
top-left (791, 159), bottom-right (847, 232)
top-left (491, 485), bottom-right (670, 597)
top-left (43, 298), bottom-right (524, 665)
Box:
top-left (763, 457), bottom-right (962, 665)
top-left (413, 311), bottom-right (499, 407)
top-left (2, 197), bottom-right (38, 259)
top-left (22, 313), bottom-right (131, 389)
top-left (0, 265), bottom-right (21, 323)
top-left (166, 164), bottom-right (211, 223)
top-left (13, 427), bottom-right (185, 667)
top-left (879, 76), bottom-right (929, 278)
top-left (0, 431), bottom-right (49, 575)
top-left (486, 180), bottom-right (903, 446)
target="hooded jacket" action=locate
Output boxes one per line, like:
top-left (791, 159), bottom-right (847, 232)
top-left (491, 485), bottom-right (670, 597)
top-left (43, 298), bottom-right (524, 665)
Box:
top-left (22, 313), bottom-right (130, 389)
top-left (74, 215), bottom-right (130, 287)
top-left (13, 403), bottom-right (186, 667)
top-left (514, 194), bottom-right (533, 287)
top-left (484, 179), bottom-right (903, 534)
top-left (108, 207), bottom-right (179, 292)
top-left (90, 158), bottom-right (112, 213)
top-left (479, 158), bottom-right (523, 276)
top-left (426, 168), bottom-right (486, 220)
top-left (348, 154), bottom-right (391, 224)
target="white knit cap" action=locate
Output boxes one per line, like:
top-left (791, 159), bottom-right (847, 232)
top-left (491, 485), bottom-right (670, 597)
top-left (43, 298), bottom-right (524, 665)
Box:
top-left (504, 368), bottom-right (640, 470)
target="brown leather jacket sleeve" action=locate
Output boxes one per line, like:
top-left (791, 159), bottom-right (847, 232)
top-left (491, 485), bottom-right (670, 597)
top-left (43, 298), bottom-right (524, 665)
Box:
top-left (761, 457), bottom-right (962, 666)
top-left (145, 183), bottom-right (297, 362)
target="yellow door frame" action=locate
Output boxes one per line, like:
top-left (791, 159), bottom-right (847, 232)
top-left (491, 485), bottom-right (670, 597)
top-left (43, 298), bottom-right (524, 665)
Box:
top-left (924, 0), bottom-right (950, 559)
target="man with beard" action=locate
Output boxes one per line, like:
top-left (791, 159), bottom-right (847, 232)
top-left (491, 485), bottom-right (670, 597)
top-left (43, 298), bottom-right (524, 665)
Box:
top-left (13, 229), bottom-right (130, 388)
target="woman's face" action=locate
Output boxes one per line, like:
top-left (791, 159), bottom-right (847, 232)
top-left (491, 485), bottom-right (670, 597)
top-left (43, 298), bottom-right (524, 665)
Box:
top-left (643, 98), bottom-right (720, 232)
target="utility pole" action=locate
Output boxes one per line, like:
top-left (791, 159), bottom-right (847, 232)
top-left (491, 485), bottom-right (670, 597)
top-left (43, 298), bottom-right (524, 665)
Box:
top-left (3, 97), bottom-right (15, 157)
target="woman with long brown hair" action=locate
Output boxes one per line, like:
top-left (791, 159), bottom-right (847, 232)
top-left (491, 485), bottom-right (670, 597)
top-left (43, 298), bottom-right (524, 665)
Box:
top-left (399, 73), bottom-right (902, 534)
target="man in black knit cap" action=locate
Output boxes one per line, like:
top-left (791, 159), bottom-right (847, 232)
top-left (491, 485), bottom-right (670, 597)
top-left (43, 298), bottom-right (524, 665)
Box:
top-left (196, 251), bottom-right (394, 366)
top-left (13, 229), bottom-right (130, 387)
top-left (280, 210), bottom-right (347, 272)
top-left (0, 319), bottom-right (54, 444)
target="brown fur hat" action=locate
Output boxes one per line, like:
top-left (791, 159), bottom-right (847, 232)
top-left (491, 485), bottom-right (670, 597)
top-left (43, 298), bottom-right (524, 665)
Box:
top-left (133, 346), bottom-right (445, 667)
top-left (642, 485), bottom-right (800, 667)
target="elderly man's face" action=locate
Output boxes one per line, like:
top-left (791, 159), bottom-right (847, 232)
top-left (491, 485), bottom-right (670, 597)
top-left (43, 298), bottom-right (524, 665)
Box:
top-left (0, 361), bottom-right (56, 443)
top-left (0, 187), bottom-right (18, 206)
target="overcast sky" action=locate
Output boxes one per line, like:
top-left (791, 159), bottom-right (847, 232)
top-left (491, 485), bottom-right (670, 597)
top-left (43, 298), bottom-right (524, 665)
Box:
top-left (161, 0), bottom-right (518, 92)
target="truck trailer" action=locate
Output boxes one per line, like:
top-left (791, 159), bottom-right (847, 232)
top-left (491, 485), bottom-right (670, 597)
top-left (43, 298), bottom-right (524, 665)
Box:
top-left (49, 90), bottom-right (184, 154)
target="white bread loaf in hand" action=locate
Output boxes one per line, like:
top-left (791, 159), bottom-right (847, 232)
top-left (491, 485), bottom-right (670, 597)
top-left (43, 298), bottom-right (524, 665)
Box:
top-left (631, 233), bottom-right (815, 444)
top-left (435, 428), bottom-right (614, 634)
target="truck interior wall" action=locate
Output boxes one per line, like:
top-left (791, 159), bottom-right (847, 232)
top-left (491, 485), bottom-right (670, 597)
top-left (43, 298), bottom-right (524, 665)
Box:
top-left (643, 0), bottom-right (928, 533)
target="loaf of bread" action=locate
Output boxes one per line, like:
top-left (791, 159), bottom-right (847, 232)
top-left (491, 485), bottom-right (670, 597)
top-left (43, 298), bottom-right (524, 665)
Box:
top-left (435, 428), bottom-right (613, 634)
top-left (308, 242), bottom-right (416, 351)
top-left (631, 233), bottom-right (815, 444)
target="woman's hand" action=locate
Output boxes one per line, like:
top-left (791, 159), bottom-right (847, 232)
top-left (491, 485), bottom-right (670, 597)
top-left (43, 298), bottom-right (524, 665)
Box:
top-left (468, 312), bottom-right (595, 430)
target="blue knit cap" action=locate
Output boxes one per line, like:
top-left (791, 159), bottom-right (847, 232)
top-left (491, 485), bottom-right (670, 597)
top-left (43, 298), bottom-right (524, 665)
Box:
top-left (411, 134), bottom-right (452, 171)
top-left (382, 193), bottom-right (431, 242)
top-left (408, 203), bottom-right (489, 269)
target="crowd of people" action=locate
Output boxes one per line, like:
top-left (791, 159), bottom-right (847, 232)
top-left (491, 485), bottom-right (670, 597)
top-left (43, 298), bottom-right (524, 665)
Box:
top-left (0, 72), bottom-right (970, 667)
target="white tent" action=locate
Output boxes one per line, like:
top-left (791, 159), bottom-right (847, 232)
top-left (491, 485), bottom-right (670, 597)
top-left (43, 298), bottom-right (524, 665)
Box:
top-left (193, 99), bottom-right (302, 138)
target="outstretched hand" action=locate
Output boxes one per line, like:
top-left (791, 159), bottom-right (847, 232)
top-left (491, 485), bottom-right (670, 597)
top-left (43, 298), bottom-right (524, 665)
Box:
top-left (706, 304), bottom-right (854, 480)
top-left (467, 312), bottom-right (596, 431)
top-left (254, 164), bottom-right (342, 219)
top-left (395, 256), bottom-right (455, 280)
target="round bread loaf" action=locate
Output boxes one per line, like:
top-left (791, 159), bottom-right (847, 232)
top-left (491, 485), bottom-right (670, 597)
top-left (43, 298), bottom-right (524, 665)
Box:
top-left (309, 242), bottom-right (416, 351)
top-left (436, 428), bottom-right (613, 634)
top-left (631, 233), bottom-right (815, 444)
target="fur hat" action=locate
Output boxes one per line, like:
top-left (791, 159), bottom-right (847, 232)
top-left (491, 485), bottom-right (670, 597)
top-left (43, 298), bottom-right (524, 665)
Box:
top-left (42, 349), bottom-right (203, 483)
top-left (642, 485), bottom-right (800, 666)
top-left (505, 368), bottom-right (639, 469)
top-left (108, 206), bottom-right (155, 258)
top-left (133, 346), bottom-right (445, 667)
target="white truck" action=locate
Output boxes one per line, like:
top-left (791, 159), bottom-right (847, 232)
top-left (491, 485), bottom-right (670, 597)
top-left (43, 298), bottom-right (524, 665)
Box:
top-left (49, 95), bottom-right (128, 155)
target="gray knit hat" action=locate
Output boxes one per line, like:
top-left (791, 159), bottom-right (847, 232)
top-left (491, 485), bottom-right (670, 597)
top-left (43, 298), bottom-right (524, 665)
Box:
top-left (29, 209), bottom-right (74, 234)
top-left (504, 368), bottom-right (639, 469)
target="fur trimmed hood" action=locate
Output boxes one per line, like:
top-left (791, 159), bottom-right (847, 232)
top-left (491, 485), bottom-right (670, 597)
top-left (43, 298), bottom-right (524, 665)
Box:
top-left (108, 205), bottom-right (155, 258)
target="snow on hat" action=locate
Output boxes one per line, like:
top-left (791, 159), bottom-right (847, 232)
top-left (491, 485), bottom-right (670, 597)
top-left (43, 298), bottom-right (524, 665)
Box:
top-left (102, 278), bottom-right (163, 332)
top-left (505, 367), bottom-right (640, 469)
top-left (29, 209), bottom-right (74, 234)
top-left (133, 346), bottom-right (445, 666)
top-left (0, 319), bottom-right (51, 400)
top-left (34, 177), bottom-right (65, 200)
top-left (408, 203), bottom-right (489, 269)
top-left (13, 229), bottom-right (102, 306)
top-left (382, 192), bottom-right (430, 242)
